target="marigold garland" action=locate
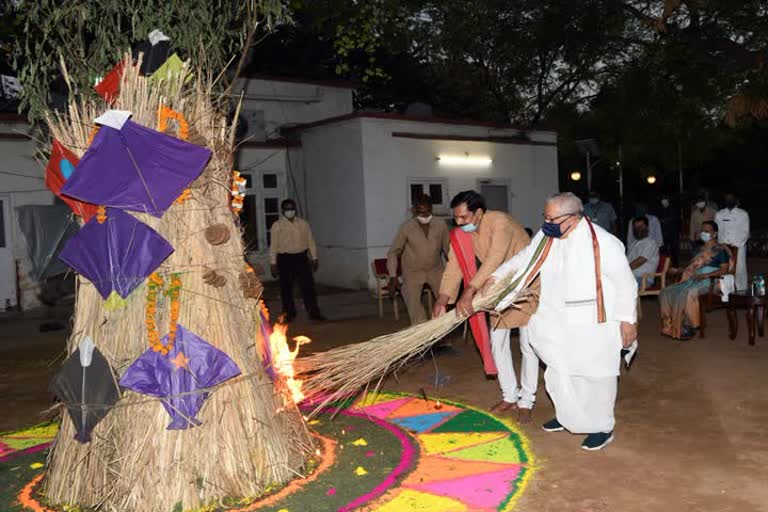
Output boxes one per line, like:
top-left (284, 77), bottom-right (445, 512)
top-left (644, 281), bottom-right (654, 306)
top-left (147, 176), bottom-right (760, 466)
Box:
top-left (175, 188), bottom-right (192, 204)
top-left (157, 105), bottom-right (190, 140)
top-left (87, 126), bottom-right (100, 145)
top-left (96, 205), bottom-right (107, 224)
top-left (230, 170), bottom-right (246, 214)
top-left (145, 272), bottom-right (182, 355)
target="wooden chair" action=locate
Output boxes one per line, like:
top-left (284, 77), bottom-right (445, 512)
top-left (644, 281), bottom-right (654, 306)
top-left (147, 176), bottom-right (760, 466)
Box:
top-left (637, 255), bottom-right (671, 318)
top-left (371, 258), bottom-right (434, 321)
top-left (699, 245), bottom-right (738, 338)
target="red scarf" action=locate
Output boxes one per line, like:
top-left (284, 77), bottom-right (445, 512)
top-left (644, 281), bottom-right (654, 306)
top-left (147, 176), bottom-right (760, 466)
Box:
top-left (449, 228), bottom-right (497, 375)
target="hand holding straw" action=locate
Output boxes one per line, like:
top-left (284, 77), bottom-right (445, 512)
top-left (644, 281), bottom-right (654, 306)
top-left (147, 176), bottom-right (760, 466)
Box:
top-left (297, 237), bottom-right (552, 416)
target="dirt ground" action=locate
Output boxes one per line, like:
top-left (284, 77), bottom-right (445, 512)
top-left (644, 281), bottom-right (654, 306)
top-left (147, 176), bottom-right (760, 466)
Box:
top-left (2, 291), bottom-right (767, 512)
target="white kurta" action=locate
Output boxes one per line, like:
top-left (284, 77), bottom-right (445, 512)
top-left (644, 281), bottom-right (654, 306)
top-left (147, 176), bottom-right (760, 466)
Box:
top-left (493, 219), bottom-right (638, 433)
top-left (714, 207), bottom-right (750, 291)
top-left (626, 213), bottom-right (664, 248)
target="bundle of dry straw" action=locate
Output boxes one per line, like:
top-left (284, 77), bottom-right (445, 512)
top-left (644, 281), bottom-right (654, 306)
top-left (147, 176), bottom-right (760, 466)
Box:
top-left (297, 237), bottom-right (550, 415)
top-left (42, 55), bottom-right (313, 512)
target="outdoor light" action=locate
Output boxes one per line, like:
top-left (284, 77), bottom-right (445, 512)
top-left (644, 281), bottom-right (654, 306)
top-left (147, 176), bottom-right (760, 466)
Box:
top-left (437, 154), bottom-right (493, 167)
top-left (570, 171), bottom-right (582, 181)
top-left (647, 175), bottom-right (657, 184)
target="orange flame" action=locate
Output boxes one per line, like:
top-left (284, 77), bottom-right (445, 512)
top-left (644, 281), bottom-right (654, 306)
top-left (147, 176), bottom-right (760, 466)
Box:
top-left (269, 319), bottom-right (311, 404)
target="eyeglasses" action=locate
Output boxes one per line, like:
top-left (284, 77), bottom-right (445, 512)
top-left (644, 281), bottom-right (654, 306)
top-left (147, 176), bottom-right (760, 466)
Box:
top-left (543, 212), bottom-right (578, 223)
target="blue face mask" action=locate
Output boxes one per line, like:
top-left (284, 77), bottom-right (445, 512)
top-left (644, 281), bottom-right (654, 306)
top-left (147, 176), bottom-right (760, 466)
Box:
top-left (460, 223), bottom-right (478, 233)
top-left (542, 222), bottom-right (563, 238)
top-left (542, 214), bottom-right (573, 238)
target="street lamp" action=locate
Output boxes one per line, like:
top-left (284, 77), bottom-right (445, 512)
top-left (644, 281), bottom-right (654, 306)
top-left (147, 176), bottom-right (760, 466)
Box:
top-left (647, 175), bottom-right (657, 185)
top-left (570, 171), bottom-right (582, 181)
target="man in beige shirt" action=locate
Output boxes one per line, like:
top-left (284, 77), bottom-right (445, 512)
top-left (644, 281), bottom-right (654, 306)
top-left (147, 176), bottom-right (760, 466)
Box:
top-left (433, 190), bottom-right (539, 422)
top-left (387, 196), bottom-right (450, 324)
top-left (269, 199), bottom-right (324, 322)
top-left (689, 196), bottom-right (717, 240)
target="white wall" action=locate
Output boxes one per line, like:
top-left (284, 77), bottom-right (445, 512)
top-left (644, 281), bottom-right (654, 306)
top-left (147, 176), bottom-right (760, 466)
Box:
top-left (0, 119), bottom-right (54, 309)
top-left (301, 119), bottom-right (369, 289)
top-left (360, 118), bottom-right (559, 286)
top-left (231, 78), bottom-right (353, 140)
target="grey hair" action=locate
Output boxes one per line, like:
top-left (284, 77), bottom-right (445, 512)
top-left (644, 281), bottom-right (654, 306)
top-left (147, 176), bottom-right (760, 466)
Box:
top-left (545, 192), bottom-right (584, 217)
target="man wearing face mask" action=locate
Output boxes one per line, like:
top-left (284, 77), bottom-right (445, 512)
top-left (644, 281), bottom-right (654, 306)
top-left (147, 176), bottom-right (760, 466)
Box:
top-left (583, 191), bottom-right (617, 234)
top-left (627, 216), bottom-right (660, 287)
top-left (269, 199), bottom-right (325, 322)
top-left (689, 196), bottom-right (717, 241)
top-left (386, 195), bottom-right (450, 324)
top-left (626, 203), bottom-right (663, 249)
top-left (483, 192), bottom-right (638, 451)
top-left (434, 191), bottom-right (540, 423)
top-left (715, 192), bottom-right (750, 290)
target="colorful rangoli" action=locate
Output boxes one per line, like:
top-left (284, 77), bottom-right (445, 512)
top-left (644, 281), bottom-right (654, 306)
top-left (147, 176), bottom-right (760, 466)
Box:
top-left (2, 393), bottom-right (534, 511)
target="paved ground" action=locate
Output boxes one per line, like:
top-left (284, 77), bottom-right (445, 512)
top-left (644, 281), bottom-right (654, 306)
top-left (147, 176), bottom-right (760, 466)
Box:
top-left (2, 281), bottom-right (768, 511)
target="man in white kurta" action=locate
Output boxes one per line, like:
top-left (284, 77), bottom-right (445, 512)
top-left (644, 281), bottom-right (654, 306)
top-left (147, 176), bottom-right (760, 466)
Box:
top-left (715, 192), bottom-right (750, 291)
top-left (487, 192), bottom-right (638, 451)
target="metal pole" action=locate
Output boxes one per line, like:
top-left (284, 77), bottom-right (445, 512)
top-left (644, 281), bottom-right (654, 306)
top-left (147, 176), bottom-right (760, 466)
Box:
top-left (586, 150), bottom-right (592, 192)
top-left (618, 145), bottom-right (624, 206)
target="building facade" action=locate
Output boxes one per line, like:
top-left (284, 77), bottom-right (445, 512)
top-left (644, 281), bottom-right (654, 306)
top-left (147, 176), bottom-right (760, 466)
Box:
top-left (0, 75), bottom-right (559, 307)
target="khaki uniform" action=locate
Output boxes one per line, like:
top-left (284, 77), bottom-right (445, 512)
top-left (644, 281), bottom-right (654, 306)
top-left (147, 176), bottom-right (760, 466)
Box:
top-left (689, 206), bottom-right (716, 240)
top-left (387, 218), bottom-right (450, 324)
top-left (439, 211), bottom-right (537, 329)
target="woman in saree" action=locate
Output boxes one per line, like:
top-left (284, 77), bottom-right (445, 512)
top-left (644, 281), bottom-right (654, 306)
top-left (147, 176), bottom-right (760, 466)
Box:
top-left (660, 221), bottom-right (731, 340)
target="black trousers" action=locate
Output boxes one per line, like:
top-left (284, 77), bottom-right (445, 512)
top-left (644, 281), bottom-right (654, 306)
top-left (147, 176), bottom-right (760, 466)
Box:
top-left (277, 251), bottom-right (320, 318)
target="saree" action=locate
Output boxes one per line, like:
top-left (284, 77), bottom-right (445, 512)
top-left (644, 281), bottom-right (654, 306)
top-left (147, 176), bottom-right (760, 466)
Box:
top-left (660, 244), bottom-right (731, 339)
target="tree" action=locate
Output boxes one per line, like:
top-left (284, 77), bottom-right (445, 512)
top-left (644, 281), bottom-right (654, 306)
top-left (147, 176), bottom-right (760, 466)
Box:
top-left (619, 0), bottom-right (768, 126)
top-left (13, 0), bottom-right (289, 121)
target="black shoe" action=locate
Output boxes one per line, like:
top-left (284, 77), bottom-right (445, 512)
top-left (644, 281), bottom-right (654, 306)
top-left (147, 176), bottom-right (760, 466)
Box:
top-left (581, 431), bottom-right (614, 451)
top-left (541, 418), bottom-right (565, 432)
top-left (309, 313), bottom-right (327, 322)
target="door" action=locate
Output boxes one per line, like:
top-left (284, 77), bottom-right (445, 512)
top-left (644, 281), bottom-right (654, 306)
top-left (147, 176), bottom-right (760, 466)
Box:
top-left (0, 195), bottom-right (16, 309)
top-left (479, 182), bottom-right (510, 212)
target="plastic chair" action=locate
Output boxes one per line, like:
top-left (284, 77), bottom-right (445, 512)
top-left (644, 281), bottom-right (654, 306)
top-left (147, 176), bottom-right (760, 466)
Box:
top-left (371, 258), bottom-right (435, 321)
top-left (372, 258), bottom-right (400, 320)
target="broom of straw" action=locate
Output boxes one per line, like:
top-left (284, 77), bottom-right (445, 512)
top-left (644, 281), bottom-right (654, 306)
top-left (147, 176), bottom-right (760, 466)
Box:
top-left (297, 236), bottom-right (553, 415)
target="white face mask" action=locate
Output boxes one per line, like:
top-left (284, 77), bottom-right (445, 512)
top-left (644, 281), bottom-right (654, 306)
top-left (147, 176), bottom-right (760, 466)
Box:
top-left (661, 199), bottom-right (670, 208)
top-left (700, 232), bottom-right (712, 242)
top-left (695, 201), bottom-right (706, 209)
top-left (416, 215), bottom-right (432, 225)
top-left (283, 210), bottom-right (296, 219)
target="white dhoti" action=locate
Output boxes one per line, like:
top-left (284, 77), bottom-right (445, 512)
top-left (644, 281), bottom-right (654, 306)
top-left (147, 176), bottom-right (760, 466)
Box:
top-left (735, 244), bottom-right (748, 291)
top-left (528, 317), bottom-right (622, 434)
top-left (490, 326), bottom-right (539, 408)
top-left (544, 367), bottom-right (617, 434)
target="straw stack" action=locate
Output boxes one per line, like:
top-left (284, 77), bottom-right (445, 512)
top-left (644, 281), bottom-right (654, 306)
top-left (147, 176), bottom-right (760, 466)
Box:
top-left (43, 55), bottom-right (313, 511)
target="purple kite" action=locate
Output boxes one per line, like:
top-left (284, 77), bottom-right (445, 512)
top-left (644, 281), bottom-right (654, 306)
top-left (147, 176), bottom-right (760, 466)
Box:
top-left (59, 208), bottom-right (174, 299)
top-left (119, 325), bottom-right (241, 430)
top-left (61, 120), bottom-right (211, 217)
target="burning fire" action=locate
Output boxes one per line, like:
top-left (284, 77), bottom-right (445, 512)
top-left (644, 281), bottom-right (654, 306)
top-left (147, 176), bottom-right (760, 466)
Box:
top-left (269, 319), bottom-right (310, 404)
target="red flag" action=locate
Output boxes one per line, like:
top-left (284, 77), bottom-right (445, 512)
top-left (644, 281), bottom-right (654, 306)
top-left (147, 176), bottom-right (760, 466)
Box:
top-left (45, 140), bottom-right (98, 221)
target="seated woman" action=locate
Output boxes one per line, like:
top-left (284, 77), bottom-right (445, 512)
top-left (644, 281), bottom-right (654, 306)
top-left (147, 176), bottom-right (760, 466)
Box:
top-left (660, 221), bottom-right (731, 340)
